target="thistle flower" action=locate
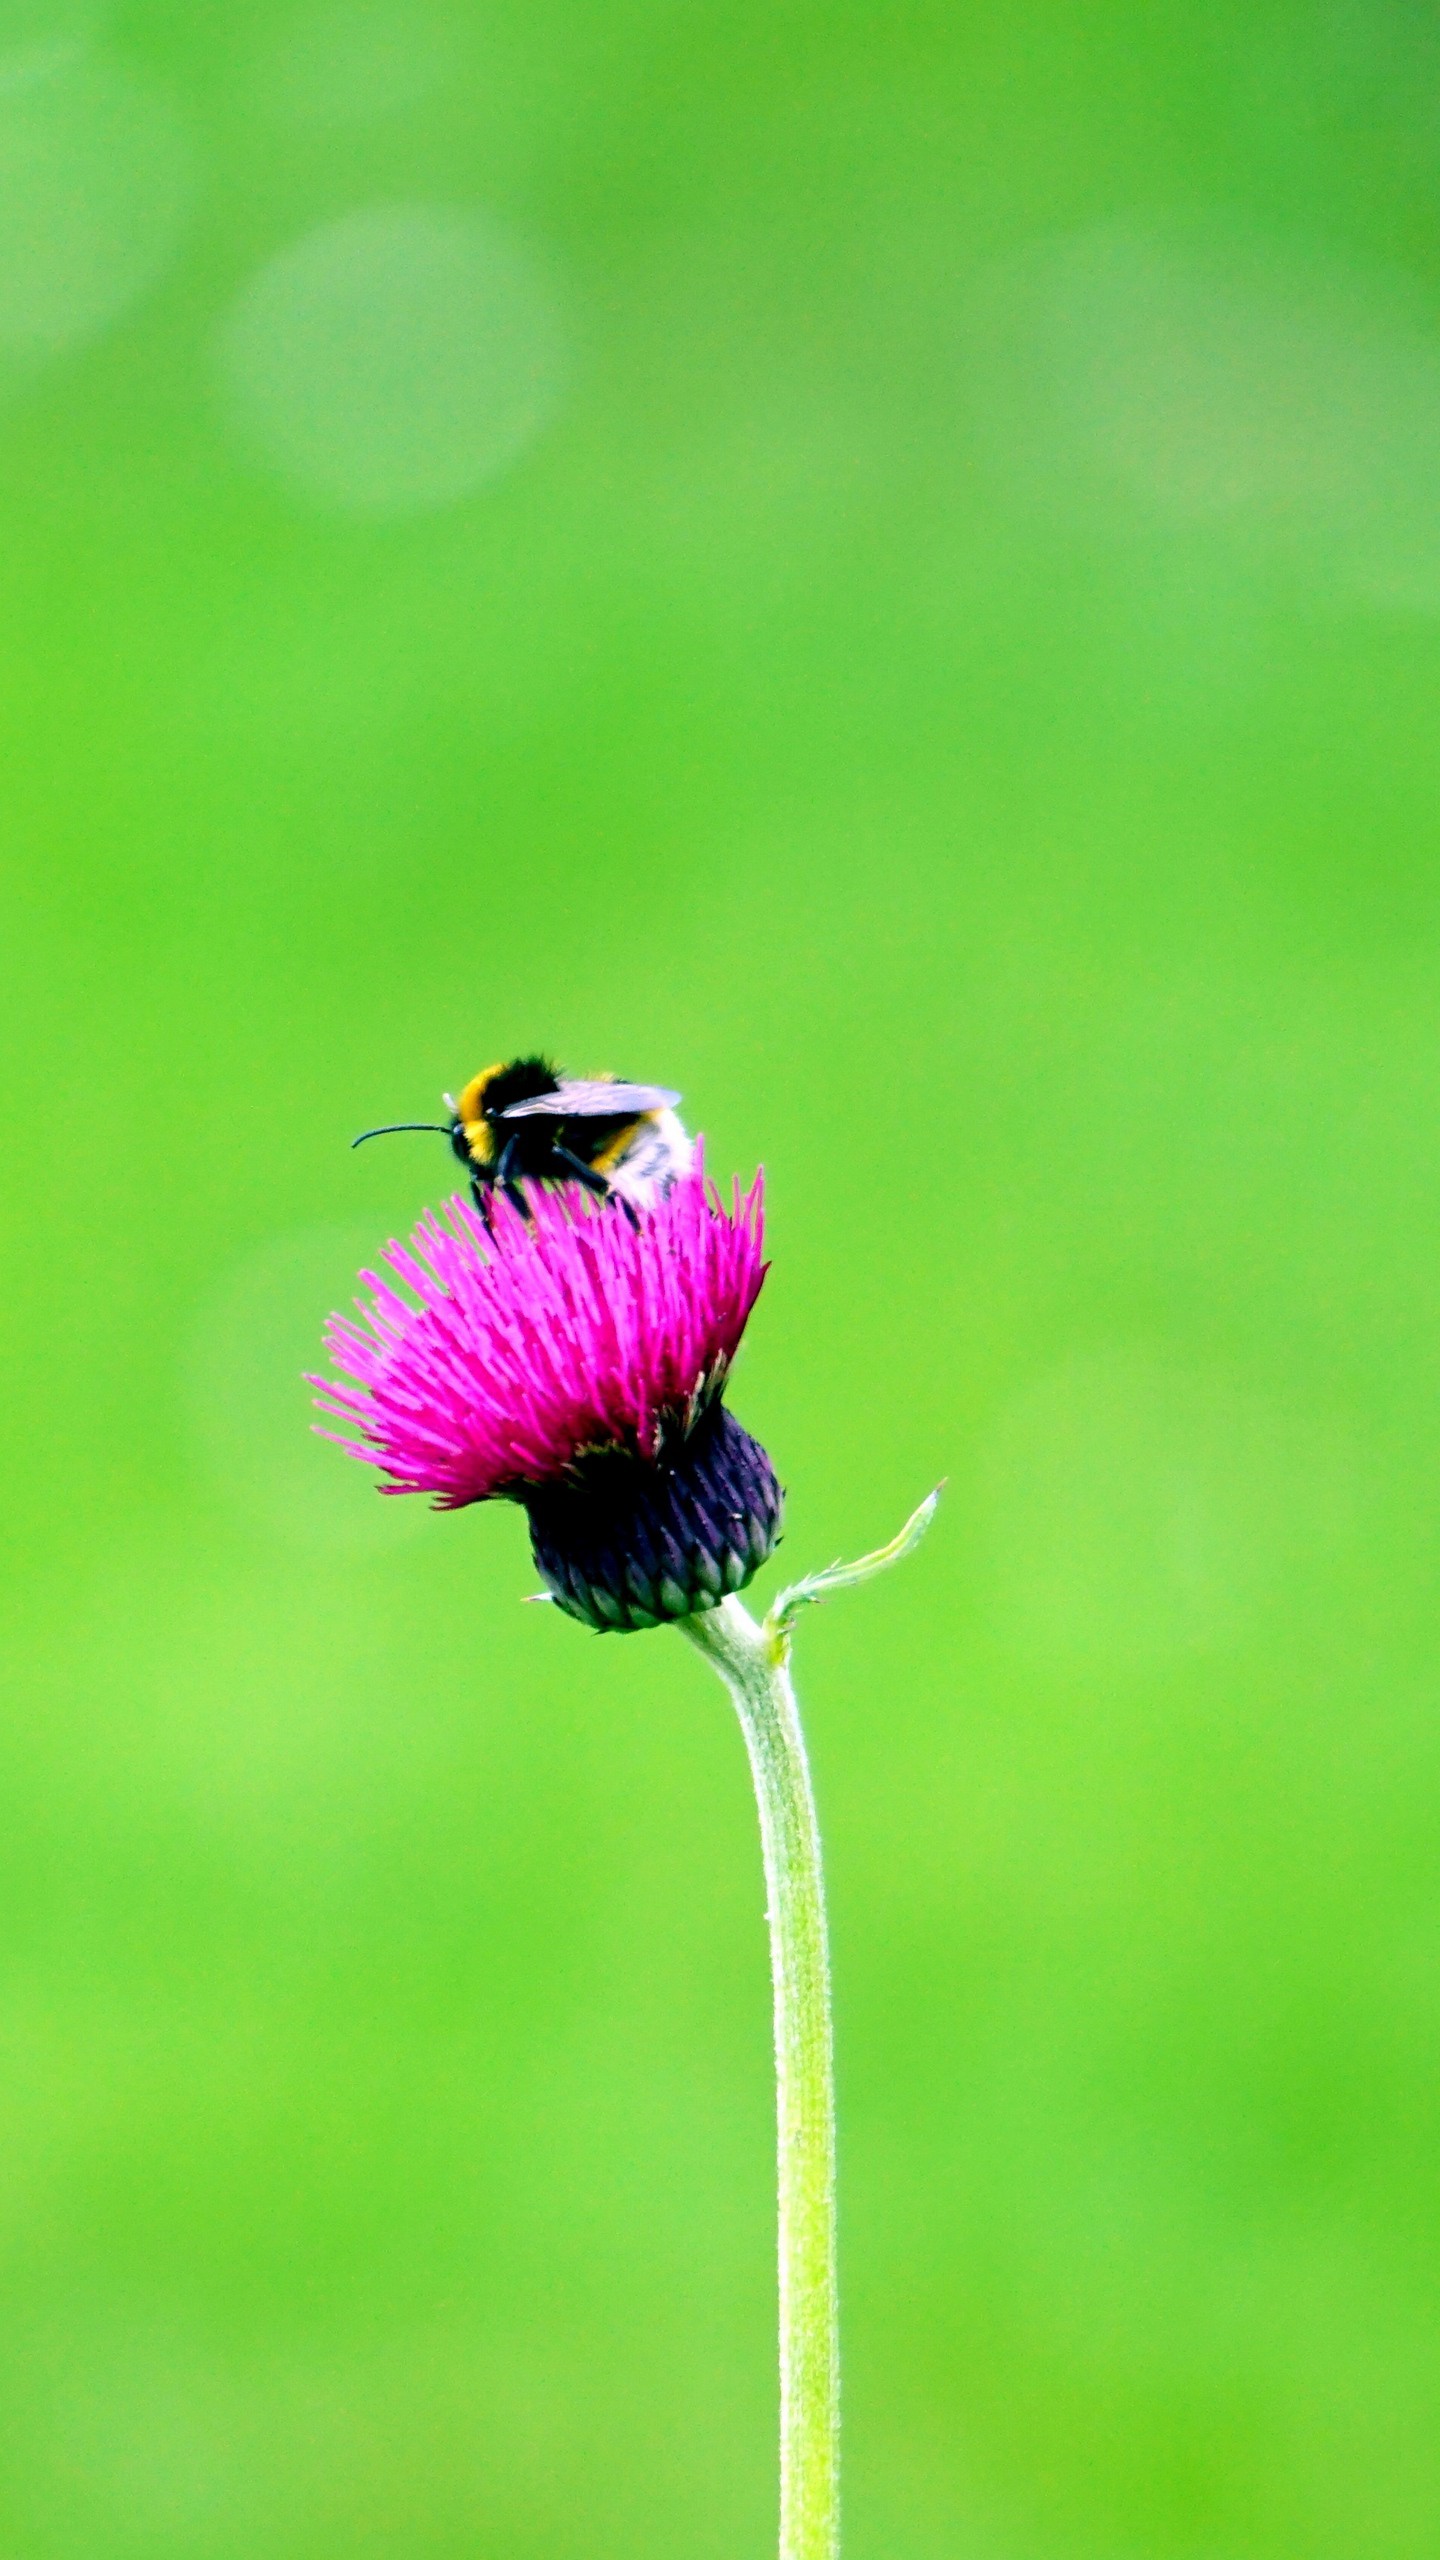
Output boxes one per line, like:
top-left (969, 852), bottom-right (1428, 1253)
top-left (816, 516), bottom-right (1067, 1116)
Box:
top-left (311, 1156), bottom-right (782, 1631)
top-left (312, 1133), bottom-right (939, 2560)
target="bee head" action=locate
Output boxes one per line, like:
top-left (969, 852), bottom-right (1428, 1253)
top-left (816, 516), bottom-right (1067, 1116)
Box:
top-left (352, 1057), bottom-right (565, 1170)
top-left (452, 1057), bottom-right (559, 1169)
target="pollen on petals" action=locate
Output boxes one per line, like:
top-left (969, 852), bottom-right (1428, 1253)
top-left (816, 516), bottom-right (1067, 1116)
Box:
top-left (310, 1152), bottom-right (767, 1509)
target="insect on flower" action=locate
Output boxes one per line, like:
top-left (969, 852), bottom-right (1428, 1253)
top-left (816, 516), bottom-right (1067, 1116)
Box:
top-left (311, 1122), bottom-right (940, 2560)
top-left (351, 1054), bottom-right (692, 1218)
top-left (312, 1155), bottom-right (781, 1631)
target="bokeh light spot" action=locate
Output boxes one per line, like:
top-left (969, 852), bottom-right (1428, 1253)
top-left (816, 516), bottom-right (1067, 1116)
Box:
top-left (215, 203), bottom-right (566, 515)
top-left (185, 1224), bottom-right (429, 1553)
top-left (0, 0), bottom-right (110, 53)
top-left (973, 216), bottom-right (1440, 610)
top-left (0, 44), bottom-right (192, 364)
top-left (263, 0), bottom-right (460, 128)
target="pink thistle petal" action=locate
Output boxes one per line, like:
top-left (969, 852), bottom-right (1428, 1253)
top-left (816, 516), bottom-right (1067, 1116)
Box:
top-left (309, 1150), bottom-right (768, 1509)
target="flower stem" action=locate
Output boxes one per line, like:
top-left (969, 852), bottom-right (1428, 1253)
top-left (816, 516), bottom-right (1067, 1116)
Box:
top-left (681, 1594), bottom-right (839, 2560)
top-left (678, 1490), bottom-right (940, 2560)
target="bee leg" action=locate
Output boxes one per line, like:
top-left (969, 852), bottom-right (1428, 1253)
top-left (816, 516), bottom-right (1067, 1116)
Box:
top-left (494, 1137), bottom-right (531, 1223)
top-left (553, 1143), bottom-right (640, 1224)
top-left (552, 1142), bottom-right (615, 1201)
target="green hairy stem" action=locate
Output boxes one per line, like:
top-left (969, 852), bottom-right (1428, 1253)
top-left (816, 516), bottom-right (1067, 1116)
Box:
top-left (680, 1489), bottom-right (939, 2560)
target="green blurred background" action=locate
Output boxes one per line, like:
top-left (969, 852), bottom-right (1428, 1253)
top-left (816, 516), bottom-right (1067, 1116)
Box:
top-left (3, 1), bottom-right (1440, 2552)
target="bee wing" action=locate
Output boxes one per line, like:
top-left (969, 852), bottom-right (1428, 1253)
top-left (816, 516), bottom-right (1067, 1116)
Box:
top-left (495, 1080), bottom-right (682, 1121)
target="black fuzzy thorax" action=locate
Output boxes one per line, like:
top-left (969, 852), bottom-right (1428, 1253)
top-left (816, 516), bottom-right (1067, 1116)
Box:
top-left (479, 1056), bottom-right (560, 1117)
top-left (466, 1056), bottom-right (638, 1182)
top-left (521, 1403), bottom-right (783, 1632)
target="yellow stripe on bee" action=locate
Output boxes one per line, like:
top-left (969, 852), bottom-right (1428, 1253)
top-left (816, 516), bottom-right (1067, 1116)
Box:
top-left (590, 1114), bottom-right (649, 1174)
top-left (455, 1066), bottom-right (503, 1167)
top-left (456, 1065), bottom-right (503, 1122)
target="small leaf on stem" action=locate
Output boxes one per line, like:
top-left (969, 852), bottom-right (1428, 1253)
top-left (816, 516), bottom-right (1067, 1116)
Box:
top-left (765, 1483), bottom-right (943, 1647)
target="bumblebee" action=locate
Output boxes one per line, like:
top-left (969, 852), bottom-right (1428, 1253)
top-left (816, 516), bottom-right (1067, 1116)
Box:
top-left (353, 1054), bottom-right (692, 1217)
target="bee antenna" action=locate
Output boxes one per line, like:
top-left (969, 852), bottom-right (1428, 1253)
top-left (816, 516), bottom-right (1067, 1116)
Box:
top-left (351, 1122), bottom-right (452, 1148)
